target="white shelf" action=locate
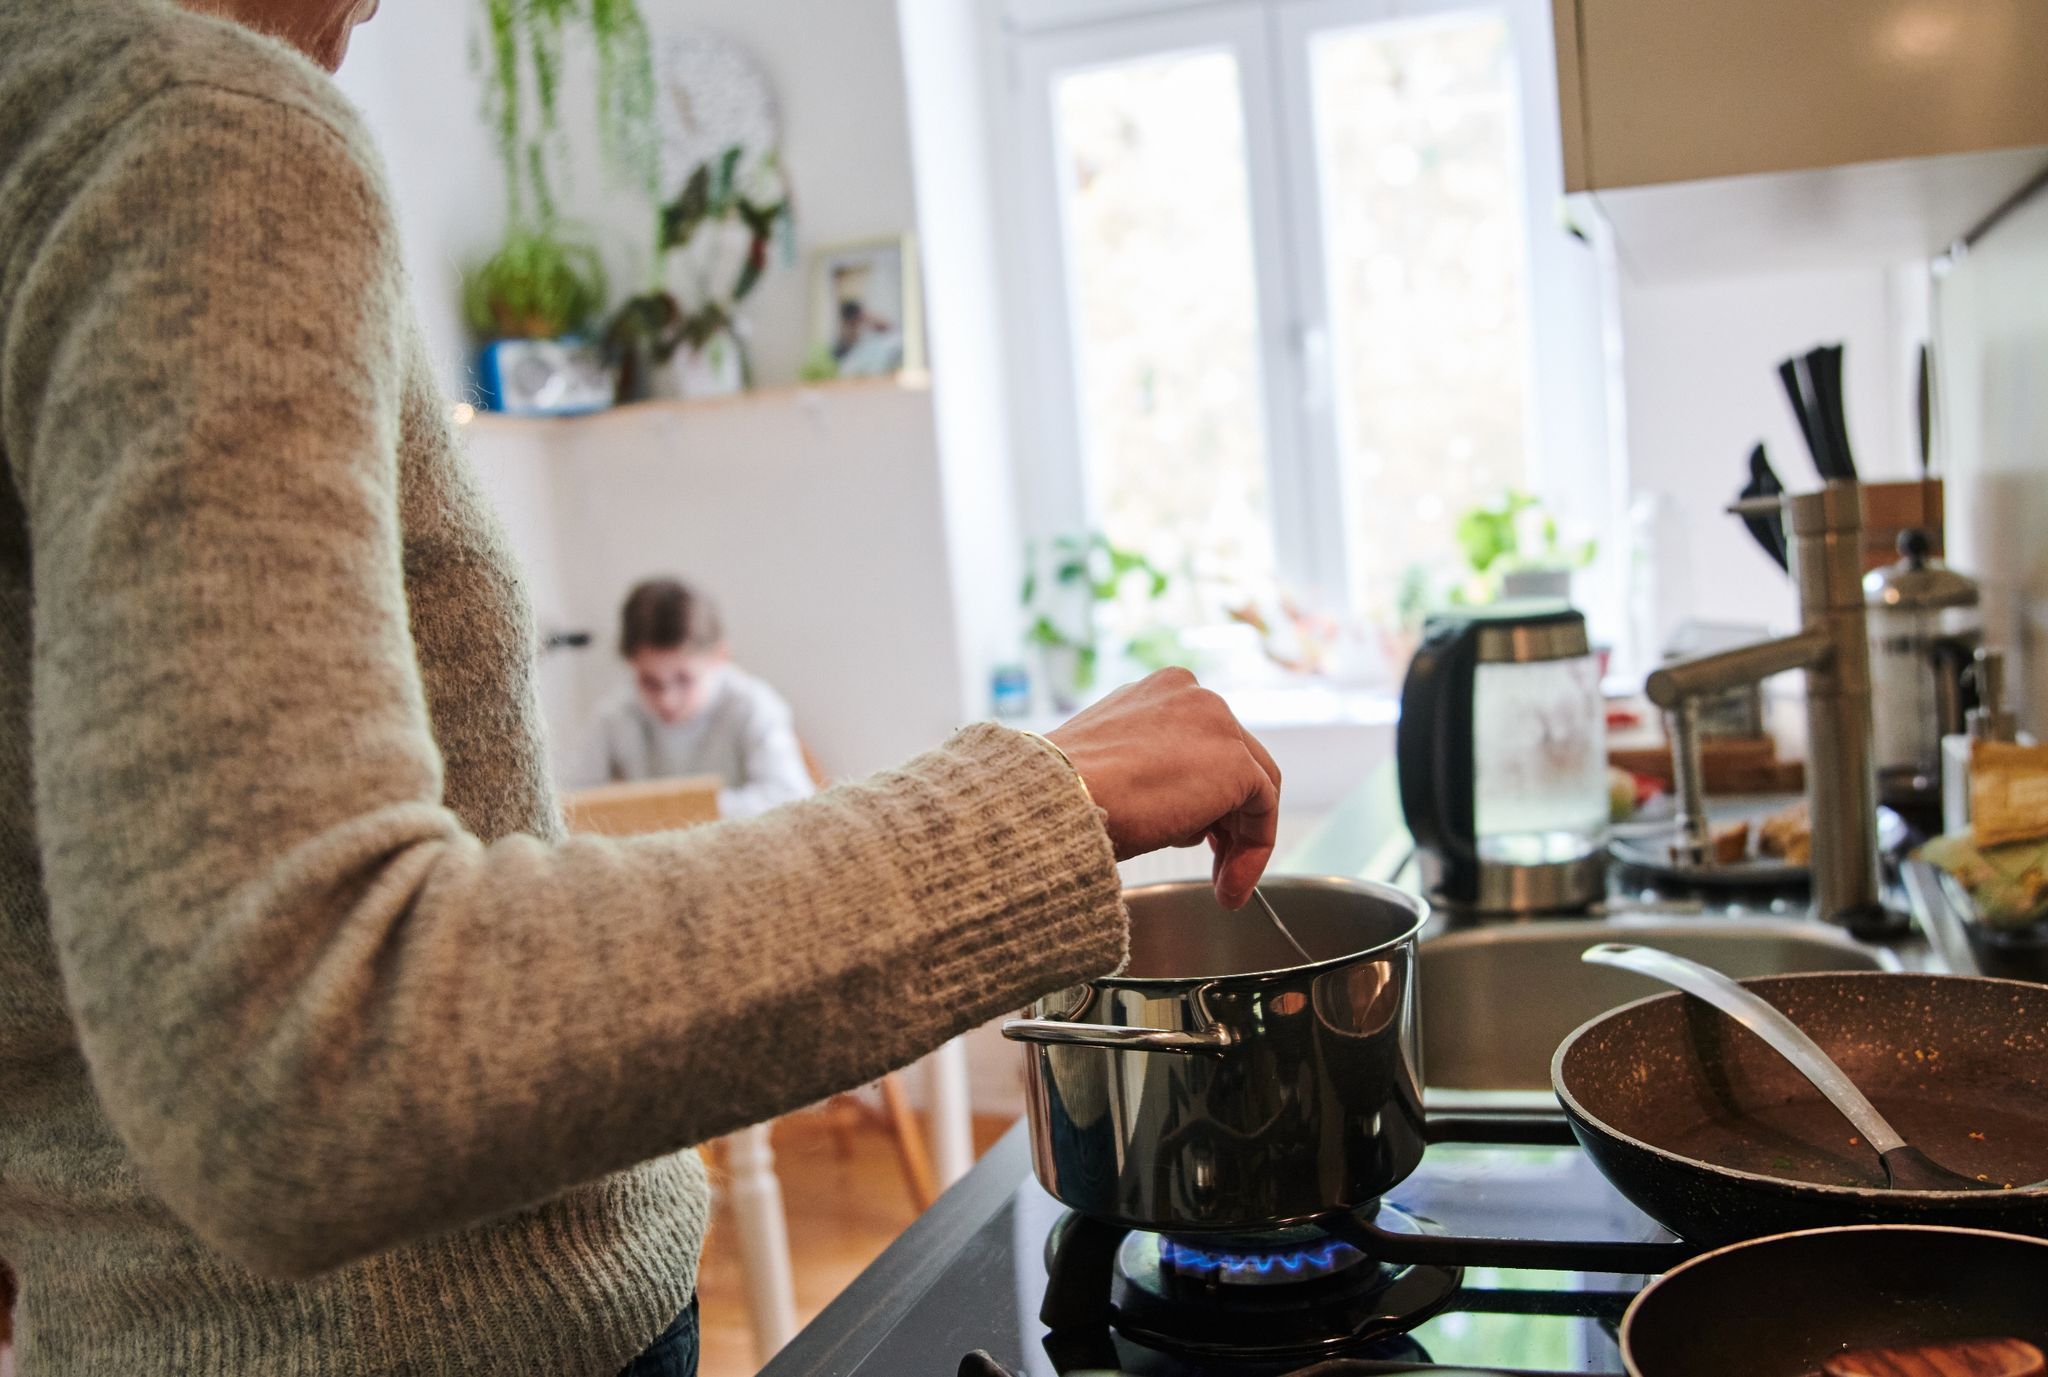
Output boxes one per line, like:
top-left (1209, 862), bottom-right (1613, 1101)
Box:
top-left (458, 371), bottom-right (932, 436)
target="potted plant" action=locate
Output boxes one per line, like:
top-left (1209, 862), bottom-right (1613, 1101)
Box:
top-left (1022, 533), bottom-right (1186, 711)
top-left (463, 226), bottom-right (607, 343)
top-left (463, 223), bottom-right (612, 414)
top-left (605, 146), bottom-right (792, 402)
top-left (1451, 491), bottom-right (1597, 604)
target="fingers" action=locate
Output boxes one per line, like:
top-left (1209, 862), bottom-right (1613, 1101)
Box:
top-left (1238, 720), bottom-right (1283, 796)
top-left (1214, 836), bottom-right (1276, 911)
top-left (1211, 747), bottom-right (1279, 910)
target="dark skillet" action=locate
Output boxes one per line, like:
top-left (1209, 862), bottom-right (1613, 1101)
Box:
top-left (1552, 972), bottom-right (2048, 1245)
top-left (1621, 1225), bottom-right (2048, 1377)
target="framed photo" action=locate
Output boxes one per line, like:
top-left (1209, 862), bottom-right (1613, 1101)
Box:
top-left (808, 235), bottom-right (925, 380)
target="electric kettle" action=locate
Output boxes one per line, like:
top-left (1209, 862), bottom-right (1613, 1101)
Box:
top-left (1398, 603), bottom-right (1608, 914)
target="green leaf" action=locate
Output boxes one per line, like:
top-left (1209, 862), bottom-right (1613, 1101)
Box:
top-left (1125, 625), bottom-right (1186, 672)
top-left (1455, 508), bottom-right (1512, 573)
top-left (663, 164), bottom-right (713, 249)
top-left (1027, 615), bottom-right (1070, 649)
top-left (1074, 645), bottom-right (1099, 691)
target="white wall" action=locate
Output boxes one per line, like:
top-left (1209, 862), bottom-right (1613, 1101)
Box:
top-left (333, 0), bottom-right (924, 393)
top-left (1614, 261), bottom-right (1929, 654)
top-left (464, 383), bottom-right (968, 782)
top-left (332, 5), bottom-right (502, 393)
top-left (1935, 189), bottom-right (2048, 727)
top-left (897, 0), bottom-right (1030, 720)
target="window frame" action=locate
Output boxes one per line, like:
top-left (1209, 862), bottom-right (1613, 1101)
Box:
top-left (1004, 0), bottom-right (1616, 642)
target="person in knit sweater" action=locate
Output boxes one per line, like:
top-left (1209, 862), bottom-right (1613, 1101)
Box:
top-left (0, 1), bottom-right (1283, 1374)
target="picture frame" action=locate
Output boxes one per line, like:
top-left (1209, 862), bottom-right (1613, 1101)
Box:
top-left (807, 235), bottom-right (925, 381)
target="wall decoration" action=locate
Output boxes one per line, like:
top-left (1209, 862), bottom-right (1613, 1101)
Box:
top-left (655, 31), bottom-right (780, 206)
top-left (807, 236), bottom-right (924, 381)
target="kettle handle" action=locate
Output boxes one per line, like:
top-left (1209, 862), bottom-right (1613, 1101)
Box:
top-left (1397, 619), bottom-right (1480, 868)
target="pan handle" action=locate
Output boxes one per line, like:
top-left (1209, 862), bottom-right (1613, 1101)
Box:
top-left (1000, 1019), bottom-right (1235, 1055)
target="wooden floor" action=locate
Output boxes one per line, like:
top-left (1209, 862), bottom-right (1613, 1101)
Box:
top-left (695, 1111), bottom-right (1016, 1377)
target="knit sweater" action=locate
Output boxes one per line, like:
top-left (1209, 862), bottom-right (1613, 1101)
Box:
top-left (0, 4), bottom-right (1127, 1374)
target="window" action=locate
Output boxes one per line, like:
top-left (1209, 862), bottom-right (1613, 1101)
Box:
top-left (1053, 49), bottom-right (1279, 603)
top-left (1009, 0), bottom-right (1610, 679)
top-left (1309, 13), bottom-right (1530, 622)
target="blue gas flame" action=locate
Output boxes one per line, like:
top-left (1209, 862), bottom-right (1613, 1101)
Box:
top-left (1158, 1236), bottom-right (1362, 1281)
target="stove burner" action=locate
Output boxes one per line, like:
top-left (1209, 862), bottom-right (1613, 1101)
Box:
top-left (1155, 1234), bottom-right (1367, 1286)
top-left (1103, 1205), bottom-right (1463, 1361)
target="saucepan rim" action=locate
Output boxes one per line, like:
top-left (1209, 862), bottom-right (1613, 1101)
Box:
top-left (1098, 873), bottom-right (1428, 990)
top-left (1551, 970), bottom-right (2048, 1201)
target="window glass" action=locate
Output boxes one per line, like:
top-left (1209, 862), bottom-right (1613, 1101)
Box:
top-left (1054, 49), bottom-right (1277, 609)
top-left (1309, 14), bottom-right (1531, 622)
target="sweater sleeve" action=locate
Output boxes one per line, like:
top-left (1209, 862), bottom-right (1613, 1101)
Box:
top-left (6, 86), bottom-right (1125, 1280)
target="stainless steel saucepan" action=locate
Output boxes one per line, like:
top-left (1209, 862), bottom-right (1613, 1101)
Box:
top-left (1002, 876), bottom-right (1427, 1234)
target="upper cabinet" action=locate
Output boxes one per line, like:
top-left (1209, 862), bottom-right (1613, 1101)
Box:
top-left (1555, 0), bottom-right (2048, 191)
top-left (1554, 0), bottom-right (2048, 278)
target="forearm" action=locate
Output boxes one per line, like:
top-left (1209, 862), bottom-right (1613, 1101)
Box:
top-left (79, 726), bottom-right (1122, 1277)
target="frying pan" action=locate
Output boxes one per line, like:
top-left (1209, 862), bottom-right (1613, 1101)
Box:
top-left (1621, 1225), bottom-right (2048, 1377)
top-left (1552, 972), bottom-right (2048, 1245)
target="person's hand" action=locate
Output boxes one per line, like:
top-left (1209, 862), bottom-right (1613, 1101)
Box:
top-left (1046, 669), bottom-right (1280, 910)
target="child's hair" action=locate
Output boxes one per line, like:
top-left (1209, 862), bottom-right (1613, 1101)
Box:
top-left (619, 578), bottom-right (724, 657)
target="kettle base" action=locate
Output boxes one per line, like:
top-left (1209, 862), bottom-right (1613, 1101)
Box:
top-left (1425, 851), bottom-right (1607, 917)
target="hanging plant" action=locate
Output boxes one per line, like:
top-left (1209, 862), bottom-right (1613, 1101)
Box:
top-left (475, 0), bottom-right (658, 228)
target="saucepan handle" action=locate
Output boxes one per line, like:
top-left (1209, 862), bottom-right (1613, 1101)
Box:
top-left (1000, 1018), bottom-right (1234, 1055)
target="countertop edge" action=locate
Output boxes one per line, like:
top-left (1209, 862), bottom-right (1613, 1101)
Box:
top-left (758, 1122), bottom-right (1034, 1376)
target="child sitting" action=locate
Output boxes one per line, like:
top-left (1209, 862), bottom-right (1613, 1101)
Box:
top-left (572, 578), bottom-right (816, 819)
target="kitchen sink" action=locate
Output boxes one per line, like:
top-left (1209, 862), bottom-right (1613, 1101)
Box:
top-left (1418, 917), bottom-right (1894, 1095)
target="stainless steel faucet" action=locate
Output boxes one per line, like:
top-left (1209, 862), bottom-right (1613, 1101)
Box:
top-left (1645, 481), bottom-right (1885, 931)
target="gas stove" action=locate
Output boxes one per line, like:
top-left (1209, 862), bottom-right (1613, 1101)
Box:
top-left (759, 1115), bottom-right (1695, 1377)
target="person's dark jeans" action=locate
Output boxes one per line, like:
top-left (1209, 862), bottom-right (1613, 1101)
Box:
top-left (618, 1298), bottom-right (699, 1377)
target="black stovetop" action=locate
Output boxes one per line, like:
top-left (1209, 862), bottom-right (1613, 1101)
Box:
top-left (759, 1117), bottom-right (1688, 1377)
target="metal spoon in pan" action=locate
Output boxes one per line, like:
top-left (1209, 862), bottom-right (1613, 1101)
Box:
top-left (1252, 886), bottom-right (1315, 965)
top-left (1582, 943), bottom-right (2044, 1192)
